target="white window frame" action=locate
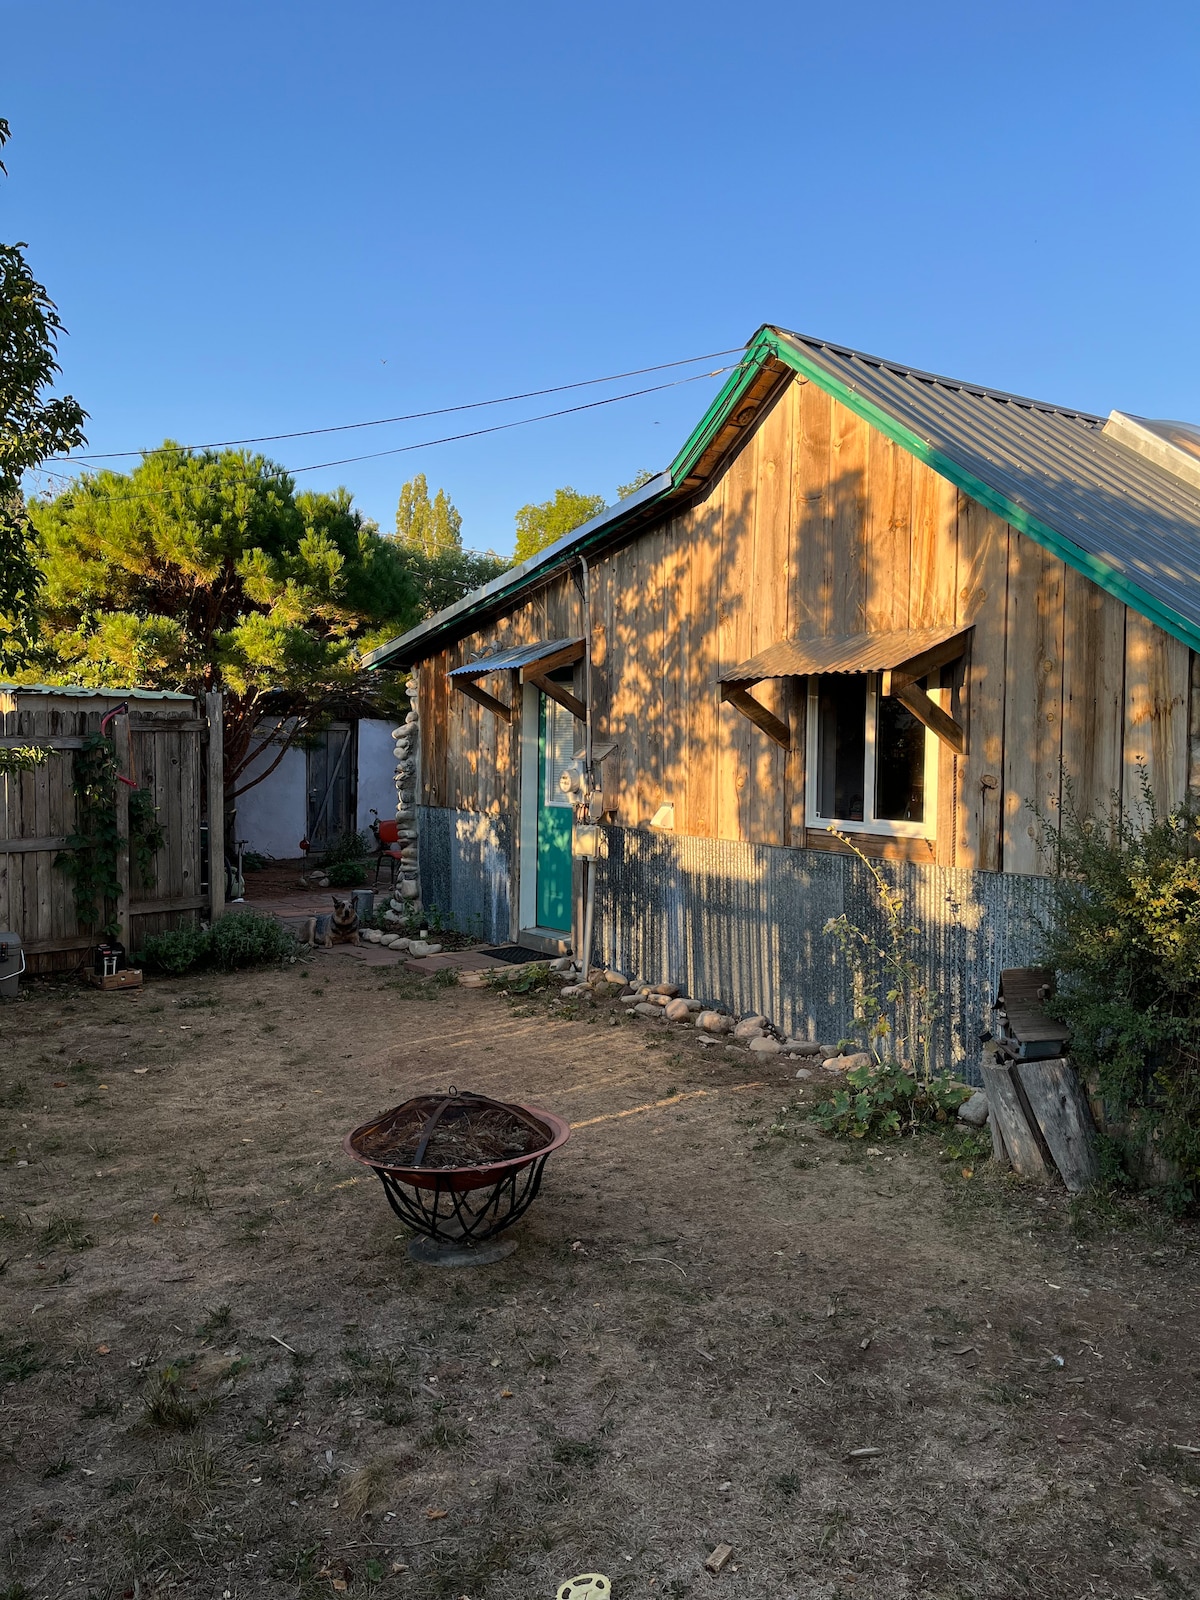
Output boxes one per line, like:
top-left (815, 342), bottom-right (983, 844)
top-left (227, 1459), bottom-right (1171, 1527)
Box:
top-left (805, 673), bottom-right (941, 839)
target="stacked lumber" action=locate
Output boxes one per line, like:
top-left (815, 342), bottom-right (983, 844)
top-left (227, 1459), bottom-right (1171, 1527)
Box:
top-left (982, 1056), bottom-right (1098, 1192)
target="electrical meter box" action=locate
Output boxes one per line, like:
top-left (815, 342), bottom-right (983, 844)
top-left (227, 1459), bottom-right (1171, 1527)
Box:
top-left (0, 931), bottom-right (25, 1000)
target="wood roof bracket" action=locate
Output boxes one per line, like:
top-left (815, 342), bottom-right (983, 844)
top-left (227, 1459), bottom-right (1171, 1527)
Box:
top-left (453, 676), bottom-right (513, 722)
top-left (720, 680), bottom-right (791, 750)
top-left (880, 633), bottom-right (969, 756)
top-left (523, 670), bottom-right (587, 722)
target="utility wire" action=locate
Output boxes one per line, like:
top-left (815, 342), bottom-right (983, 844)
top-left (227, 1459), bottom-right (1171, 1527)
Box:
top-left (34, 365), bottom-right (743, 505)
top-left (49, 347), bottom-right (745, 464)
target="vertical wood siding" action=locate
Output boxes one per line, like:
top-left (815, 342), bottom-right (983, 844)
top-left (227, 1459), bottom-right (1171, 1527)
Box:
top-left (415, 377), bottom-right (1199, 875)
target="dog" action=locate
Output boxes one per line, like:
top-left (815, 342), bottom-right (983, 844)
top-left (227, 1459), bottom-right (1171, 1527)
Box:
top-left (307, 896), bottom-right (361, 949)
top-left (329, 895), bottom-right (360, 944)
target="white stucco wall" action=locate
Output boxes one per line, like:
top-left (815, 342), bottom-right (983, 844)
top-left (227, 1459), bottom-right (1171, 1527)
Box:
top-left (235, 717), bottom-right (397, 859)
top-left (235, 723), bottom-right (308, 859)
top-left (357, 719), bottom-right (398, 832)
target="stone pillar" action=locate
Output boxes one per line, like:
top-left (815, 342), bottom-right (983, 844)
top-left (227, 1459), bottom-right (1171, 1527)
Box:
top-left (386, 675), bottom-right (421, 921)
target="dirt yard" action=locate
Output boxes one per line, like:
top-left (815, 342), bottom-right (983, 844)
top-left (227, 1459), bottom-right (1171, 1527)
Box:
top-left (1, 956), bottom-right (1198, 1600)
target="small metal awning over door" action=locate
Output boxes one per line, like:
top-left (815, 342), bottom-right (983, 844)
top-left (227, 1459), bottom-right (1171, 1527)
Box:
top-left (447, 638), bottom-right (585, 722)
top-left (718, 625), bottom-right (971, 754)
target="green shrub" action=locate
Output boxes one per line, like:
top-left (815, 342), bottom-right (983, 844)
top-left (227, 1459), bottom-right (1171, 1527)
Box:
top-left (326, 860), bottom-right (367, 888)
top-left (813, 1059), bottom-right (969, 1139)
top-left (1043, 779), bottom-right (1200, 1203)
top-left (208, 910), bottom-right (298, 970)
top-left (322, 829), bottom-right (368, 868)
top-left (140, 924), bottom-right (212, 975)
top-left (140, 911), bottom-right (297, 976)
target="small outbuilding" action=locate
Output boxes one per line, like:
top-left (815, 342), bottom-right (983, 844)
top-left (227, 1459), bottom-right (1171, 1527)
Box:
top-left (363, 325), bottom-right (1200, 1071)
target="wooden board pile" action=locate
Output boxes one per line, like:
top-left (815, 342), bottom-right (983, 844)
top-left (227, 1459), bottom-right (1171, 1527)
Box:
top-left (981, 968), bottom-right (1098, 1193)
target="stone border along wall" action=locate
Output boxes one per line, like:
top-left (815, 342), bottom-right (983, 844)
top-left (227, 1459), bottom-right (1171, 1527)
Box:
top-left (383, 678), bottom-right (421, 921)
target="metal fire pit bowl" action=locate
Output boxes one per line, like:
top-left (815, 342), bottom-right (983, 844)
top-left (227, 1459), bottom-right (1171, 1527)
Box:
top-left (344, 1087), bottom-right (571, 1267)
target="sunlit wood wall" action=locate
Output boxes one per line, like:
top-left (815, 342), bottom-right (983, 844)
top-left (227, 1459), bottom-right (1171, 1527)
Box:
top-left (417, 376), bottom-right (1197, 875)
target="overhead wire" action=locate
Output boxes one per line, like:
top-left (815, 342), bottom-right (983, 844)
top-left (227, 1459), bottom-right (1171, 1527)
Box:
top-left (48, 346), bottom-right (745, 464)
top-left (32, 363), bottom-right (745, 506)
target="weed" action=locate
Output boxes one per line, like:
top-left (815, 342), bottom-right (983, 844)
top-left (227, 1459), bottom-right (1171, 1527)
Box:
top-left (340, 1456), bottom-right (397, 1516)
top-left (419, 1420), bottom-right (470, 1451)
top-left (274, 1370), bottom-right (305, 1406)
top-left (550, 1438), bottom-right (602, 1470)
top-left (0, 1080), bottom-right (29, 1109)
top-left (772, 1470), bottom-right (803, 1496)
top-left (79, 1392), bottom-right (117, 1419)
top-left (0, 1336), bottom-right (46, 1383)
top-left (41, 1454), bottom-right (72, 1478)
top-left (142, 1366), bottom-right (200, 1431)
top-left (429, 966), bottom-right (459, 989)
top-left (196, 1303), bottom-right (232, 1339)
top-left (39, 1211), bottom-right (96, 1251)
top-left (172, 1164), bottom-right (212, 1210)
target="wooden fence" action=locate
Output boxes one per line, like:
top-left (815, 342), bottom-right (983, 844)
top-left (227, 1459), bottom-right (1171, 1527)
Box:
top-left (0, 687), bottom-right (224, 974)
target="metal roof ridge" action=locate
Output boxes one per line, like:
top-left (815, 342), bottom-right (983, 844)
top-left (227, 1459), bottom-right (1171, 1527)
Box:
top-left (770, 327), bottom-right (1106, 422)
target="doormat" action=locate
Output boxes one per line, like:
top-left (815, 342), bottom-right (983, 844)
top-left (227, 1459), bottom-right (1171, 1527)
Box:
top-left (479, 944), bottom-right (557, 964)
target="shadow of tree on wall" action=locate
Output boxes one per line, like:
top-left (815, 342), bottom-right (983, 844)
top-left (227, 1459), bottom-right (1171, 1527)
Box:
top-left (419, 369), bottom-right (1194, 1071)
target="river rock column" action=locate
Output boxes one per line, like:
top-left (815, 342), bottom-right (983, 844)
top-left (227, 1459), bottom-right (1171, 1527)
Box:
top-left (388, 677), bottom-right (421, 919)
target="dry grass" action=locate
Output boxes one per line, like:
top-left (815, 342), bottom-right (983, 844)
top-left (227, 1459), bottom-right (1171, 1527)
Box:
top-left (0, 958), bottom-right (1197, 1600)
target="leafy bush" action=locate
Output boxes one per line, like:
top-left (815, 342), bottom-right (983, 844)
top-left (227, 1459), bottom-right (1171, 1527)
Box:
top-left (140, 911), bottom-right (297, 976)
top-left (1043, 780), bottom-right (1200, 1203)
top-left (139, 924), bottom-right (211, 975)
top-left (326, 860), bottom-right (367, 888)
top-left (813, 1059), bottom-right (969, 1139)
top-left (322, 829), bottom-right (368, 868)
top-left (208, 910), bottom-right (298, 970)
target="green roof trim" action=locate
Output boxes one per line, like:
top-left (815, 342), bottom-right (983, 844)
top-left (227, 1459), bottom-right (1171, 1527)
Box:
top-left (759, 328), bottom-right (1200, 657)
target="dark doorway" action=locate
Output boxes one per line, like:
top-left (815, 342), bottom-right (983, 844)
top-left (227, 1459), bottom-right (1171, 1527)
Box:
top-left (307, 722), bottom-right (357, 850)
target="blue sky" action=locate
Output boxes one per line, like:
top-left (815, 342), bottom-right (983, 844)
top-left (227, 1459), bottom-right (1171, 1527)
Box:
top-left (4, 1), bottom-right (1199, 556)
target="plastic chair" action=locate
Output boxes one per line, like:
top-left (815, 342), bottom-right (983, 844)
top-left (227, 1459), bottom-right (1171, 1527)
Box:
top-left (373, 818), bottom-right (405, 886)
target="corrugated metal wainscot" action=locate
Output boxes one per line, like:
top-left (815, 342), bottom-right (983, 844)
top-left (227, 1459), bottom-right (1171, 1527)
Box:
top-left (593, 827), bottom-right (1054, 1081)
top-left (418, 807), bottom-right (513, 945)
top-left (417, 808), bottom-right (1054, 1081)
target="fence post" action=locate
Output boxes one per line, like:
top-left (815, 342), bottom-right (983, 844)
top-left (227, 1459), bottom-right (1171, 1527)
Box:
top-left (112, 709), bottom-right (132, 948)
top-left (206, 691), bottom-right (225, 923)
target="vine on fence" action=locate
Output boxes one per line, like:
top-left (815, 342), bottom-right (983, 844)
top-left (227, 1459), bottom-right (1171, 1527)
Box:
top-left (55, 733), bottom-right (165, 937)
top-left (0, 745), bottom-right (53, 776)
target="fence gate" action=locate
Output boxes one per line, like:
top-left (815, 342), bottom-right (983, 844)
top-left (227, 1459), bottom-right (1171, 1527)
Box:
top-left (0, 687), bottom-right (221, 975)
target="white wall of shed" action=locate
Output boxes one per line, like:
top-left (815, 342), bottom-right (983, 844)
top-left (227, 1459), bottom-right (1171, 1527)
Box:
top-left (235, 726), bottom-right (307, 860)
top-left (356, 719), bottom-right (398, 830)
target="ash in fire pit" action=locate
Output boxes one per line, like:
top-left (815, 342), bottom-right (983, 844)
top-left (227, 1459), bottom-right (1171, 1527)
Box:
top-left (357, 1096), bottom-right (547, 1169)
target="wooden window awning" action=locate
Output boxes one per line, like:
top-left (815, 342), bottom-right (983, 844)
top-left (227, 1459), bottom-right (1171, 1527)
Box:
top-left (720, 625), bottom-right (971, 754)
top-left (448, 638), bottom-right (585, 722)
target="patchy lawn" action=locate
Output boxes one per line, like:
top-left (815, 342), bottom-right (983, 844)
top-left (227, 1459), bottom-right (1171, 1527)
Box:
top-left (0, 959), bottom-right (1197, 1600)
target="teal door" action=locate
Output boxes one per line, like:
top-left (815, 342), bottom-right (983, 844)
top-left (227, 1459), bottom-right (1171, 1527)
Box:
top-left (536, 693), bottom-right (574, 931)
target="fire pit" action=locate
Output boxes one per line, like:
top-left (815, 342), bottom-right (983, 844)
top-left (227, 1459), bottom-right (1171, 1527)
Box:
top-left (344, 1087), bottom-right (571, 1266)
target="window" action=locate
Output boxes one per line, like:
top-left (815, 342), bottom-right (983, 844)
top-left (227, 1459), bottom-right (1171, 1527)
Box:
top-left (806, 674), bottom-right (939, 837)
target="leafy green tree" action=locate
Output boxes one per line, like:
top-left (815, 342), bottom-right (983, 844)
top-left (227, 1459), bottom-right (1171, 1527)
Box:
top-left (513, 486), bottom-right (606, 563)
top-left (395, 471), bottom-right (462, 556)
top-left (0, 118), bottom-right (88, 670)
top-left (27, 445), bottom-right (417, 799)
top-left (391, 474), bottom-right (508, 618)
top-left (617, 468), bottom-right (657, 499)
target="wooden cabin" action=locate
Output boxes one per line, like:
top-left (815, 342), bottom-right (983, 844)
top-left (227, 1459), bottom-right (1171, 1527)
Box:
top-left (365, 326), bottom-right (1200, 1069)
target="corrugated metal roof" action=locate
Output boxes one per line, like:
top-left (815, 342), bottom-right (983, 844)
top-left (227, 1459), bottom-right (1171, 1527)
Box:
top-left (722, 625), bottom-right (968, 682)
top-left (447, 639), bottom-right (582, 677)
top-left (0, 683), bottom-right (194, 700)
top-left (365, 324), bottom-right (1200, 670)
top-left (772, 328), bottom-right (1200, 645)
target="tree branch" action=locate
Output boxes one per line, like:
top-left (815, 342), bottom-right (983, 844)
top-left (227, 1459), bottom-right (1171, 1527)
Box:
top-left (228, 718), bottom-right (311, 799)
